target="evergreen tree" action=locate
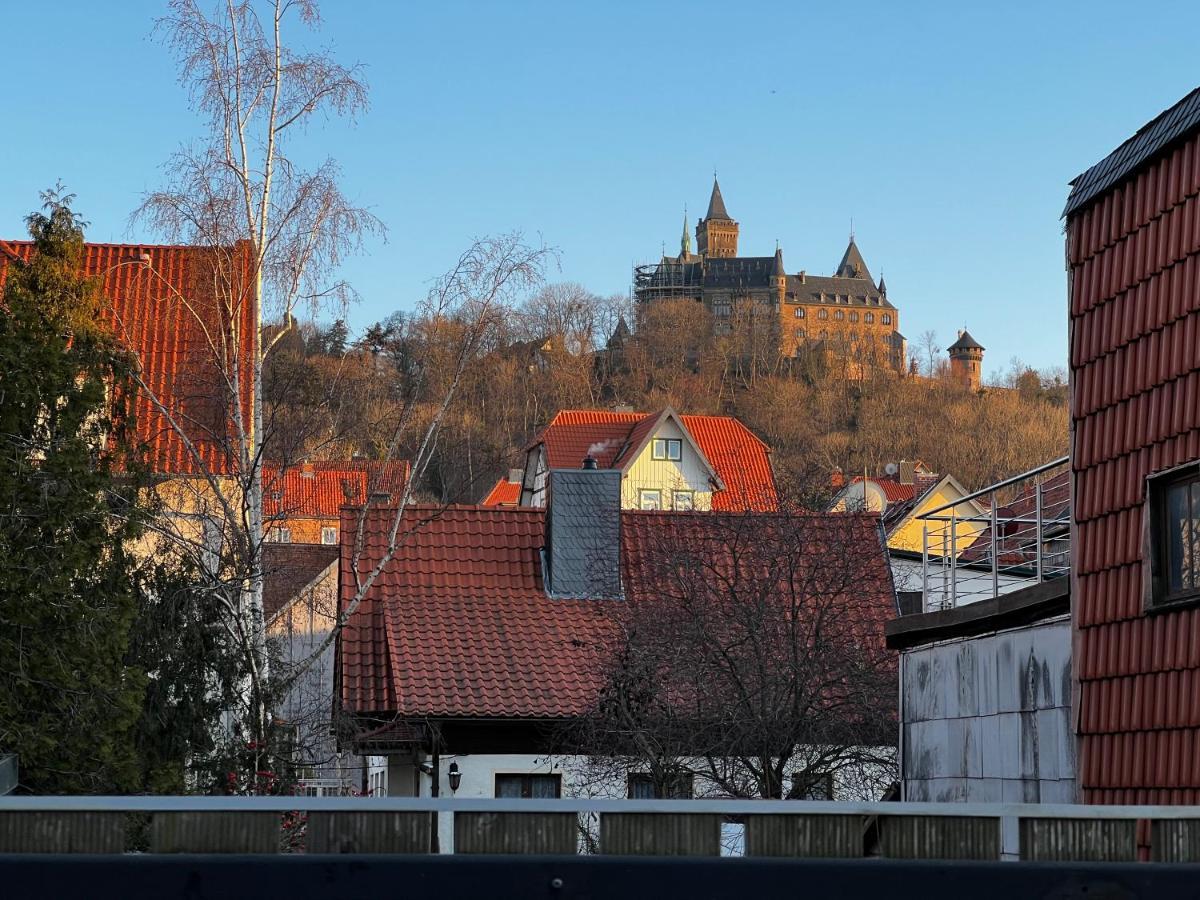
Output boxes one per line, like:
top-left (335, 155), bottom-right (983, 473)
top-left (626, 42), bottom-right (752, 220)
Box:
top-left (0, 188), bottom-right (147, 792)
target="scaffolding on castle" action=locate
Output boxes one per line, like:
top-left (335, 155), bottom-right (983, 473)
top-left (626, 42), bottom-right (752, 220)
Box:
top-left (633, 258), bottom-right (702, 304)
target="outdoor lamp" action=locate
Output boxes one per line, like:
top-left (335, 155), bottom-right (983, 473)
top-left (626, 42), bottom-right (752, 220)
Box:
top-left (448, 762), bottom-right (462, 793)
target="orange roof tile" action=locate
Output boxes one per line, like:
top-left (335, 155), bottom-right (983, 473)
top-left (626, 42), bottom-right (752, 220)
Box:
top-left (530, 409), bottom-right (778, 511)
top-left (263, 460), bottom-right (410, 521)
top-left (481, 477), bottom-right (521, 507)
top-left (0, 240), bottom-right (255, 475)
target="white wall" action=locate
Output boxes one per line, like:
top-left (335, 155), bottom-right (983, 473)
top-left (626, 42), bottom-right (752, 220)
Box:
top-left (900, 615), bottom-right (1075, 803)
top-left (892, 554), bottom-right (1050, 611)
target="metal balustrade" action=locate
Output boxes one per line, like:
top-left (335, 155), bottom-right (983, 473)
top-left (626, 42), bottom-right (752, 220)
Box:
top-left (1, 796), bottom-right (1199, 861)
top-left (918, 457), bottom-right (1070, 611)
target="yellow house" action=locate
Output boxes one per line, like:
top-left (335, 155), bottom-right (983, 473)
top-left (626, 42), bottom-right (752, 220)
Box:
top-left (830, 463), bottom-right (988, 559)
top-left (505, 407), bottom-right (779, 513)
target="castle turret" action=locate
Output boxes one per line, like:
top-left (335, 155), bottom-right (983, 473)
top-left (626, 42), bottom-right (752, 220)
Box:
top-left (696, 177), bottom-right (739, 258)
top-left (947, 329), bottom-right (985, 390)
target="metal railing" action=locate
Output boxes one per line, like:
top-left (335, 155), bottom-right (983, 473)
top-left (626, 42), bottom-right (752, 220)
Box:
top-left (917, 458), bottom-right (1070, 612)
top-left (1, 795), bottom-right (1199, 862)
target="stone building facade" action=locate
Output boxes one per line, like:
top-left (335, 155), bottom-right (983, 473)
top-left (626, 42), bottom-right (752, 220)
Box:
top-left (634, 179), bottom-right (907, 375)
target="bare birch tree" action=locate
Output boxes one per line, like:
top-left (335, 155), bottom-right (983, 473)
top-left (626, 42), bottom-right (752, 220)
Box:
top-left (129, 0), bottom-right (550, 786)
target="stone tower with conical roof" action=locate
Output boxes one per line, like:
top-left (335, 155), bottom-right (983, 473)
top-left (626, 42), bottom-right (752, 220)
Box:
top-left (947, 329), bottom-right (985, 390)
top-left (696, 178), bottom-right (739, 258)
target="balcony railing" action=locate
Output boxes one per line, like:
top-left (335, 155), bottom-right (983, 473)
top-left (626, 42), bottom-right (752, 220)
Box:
top-left (917, 457), bottom-right (1070, 612)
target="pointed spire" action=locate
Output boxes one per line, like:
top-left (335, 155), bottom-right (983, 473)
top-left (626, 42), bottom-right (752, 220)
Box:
top-left (773, 244), bottom-right (785, 277)
top-left (878, 271), bottom-right (887, 295)
top-left (680, 205), bottom-right (692, 257)
top-left (706, 176), bottom-right (731, 220)
top-left (835, 235), bottom-right (872, 281)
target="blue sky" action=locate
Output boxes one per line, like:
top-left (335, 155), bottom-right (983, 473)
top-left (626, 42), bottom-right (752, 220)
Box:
top-left (2, 1), bottom-right (1198, 375)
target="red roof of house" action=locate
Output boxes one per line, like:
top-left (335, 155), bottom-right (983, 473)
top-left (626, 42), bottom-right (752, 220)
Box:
top-left (337, 505), bottom-right (893, 723)
top-left (481, 477), bottom-right (521, 507)
top-left (263, 460), bottom-right (410, 520)
top-left (529, 409), bottom-right (778, 511)
top-left (0, 240), bottom-right (255, 475)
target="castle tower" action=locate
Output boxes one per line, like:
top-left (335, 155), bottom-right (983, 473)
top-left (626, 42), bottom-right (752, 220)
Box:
top-left (772, 244), bottom-right (786, 305)
top-left (947, 329), bottom-right (985, 390)
top-left (696, 177), bottom-right (739, 258)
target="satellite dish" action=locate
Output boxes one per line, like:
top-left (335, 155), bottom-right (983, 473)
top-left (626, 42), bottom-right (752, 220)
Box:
top-left (884, 462), bottom-right (899, 476)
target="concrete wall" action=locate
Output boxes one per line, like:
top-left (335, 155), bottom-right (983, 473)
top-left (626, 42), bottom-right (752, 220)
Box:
top-left (900, 615), bottom-right (1075, 803)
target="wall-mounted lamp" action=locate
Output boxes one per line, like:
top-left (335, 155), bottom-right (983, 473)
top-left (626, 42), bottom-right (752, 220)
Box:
top-left (448, 762), bottom-right (462, 793)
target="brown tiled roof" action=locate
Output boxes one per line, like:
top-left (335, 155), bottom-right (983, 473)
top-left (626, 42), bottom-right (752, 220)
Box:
top-left (530, 409), bottom-right (778, 511)
top-left (0, 240), bottom-right (255, 475)
top-left (337, 506), bottom-right (894, 723)
top-left (1068, 104), bottom-right (1200, 803)
top-left (262, 542), bottom-right (339, 623)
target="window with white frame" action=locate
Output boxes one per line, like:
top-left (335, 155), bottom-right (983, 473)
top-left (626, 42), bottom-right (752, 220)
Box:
top-left (794, 307), bottom-right (805, 318)
top-left (321, 526), bottom-right (338, 545)
top-left (639, 490), bottom-right (662, 510)
top-left (865, 312), bottom-right (875, 324)
top-left (651, 438), bottom-right (682, 461)
top-left (267, 527), bottom-right (292, 543)
top-left (818, 308), bottom-right (828, 319)
top-left (882, 313), bottom-right (892, 325)
top-left (673, 490), bottom-right (694, 511)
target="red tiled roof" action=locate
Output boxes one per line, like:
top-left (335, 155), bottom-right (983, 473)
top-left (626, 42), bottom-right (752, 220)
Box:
top-left (337, 505), bottom-right (893, 723)
top-left (0, 240), bottom-right (255, 475)
top-left (481, 477), bottom-right (521, 507)
top-left (530, 409), bottom-right (778, 511)
top-left (1068, 113), bottom-right (1200, 803)
top-left (338, 506), bottom-right (611, 720)
top-left (263, 460), bottom-right (410, 520)
top-left (262, 542), bottom-right (339, 623)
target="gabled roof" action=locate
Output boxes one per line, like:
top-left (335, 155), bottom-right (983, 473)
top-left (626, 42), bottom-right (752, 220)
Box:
top-left (834, 237), bottom-right (873, 281)
top-left (263, 460), bottom-right (410, 521)
top-left (481, 476), bottom-right (521, 507)
top-left (528, 409), bottom-right (777, 511)
top-left (337, 506), bottom-right (893, 723)
top-left (0, 240), bottom-right (255, 475)
top-left (705, 178), bottom-right (731, 220)
top-left (262, 542), bottom-right (339, 623)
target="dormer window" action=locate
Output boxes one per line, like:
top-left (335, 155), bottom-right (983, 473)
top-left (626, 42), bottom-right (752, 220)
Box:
top-left (652, 439), bottom-right (682, 461)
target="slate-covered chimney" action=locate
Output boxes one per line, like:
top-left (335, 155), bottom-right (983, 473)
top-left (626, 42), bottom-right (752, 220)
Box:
top-left (545, 462), bottom-right (622, 600)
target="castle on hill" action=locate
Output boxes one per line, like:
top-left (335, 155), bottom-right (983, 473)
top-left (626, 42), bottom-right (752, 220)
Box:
top-left (633, 178), bottom-right (985, 388)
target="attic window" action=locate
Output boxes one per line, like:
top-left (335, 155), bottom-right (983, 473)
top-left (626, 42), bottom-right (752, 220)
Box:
top-left (673, 490), bottom-right (694, 511)
top-left (652, 439), bottom-right (682, 461)
top-left (639, 489), bottom-right (663, 510)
